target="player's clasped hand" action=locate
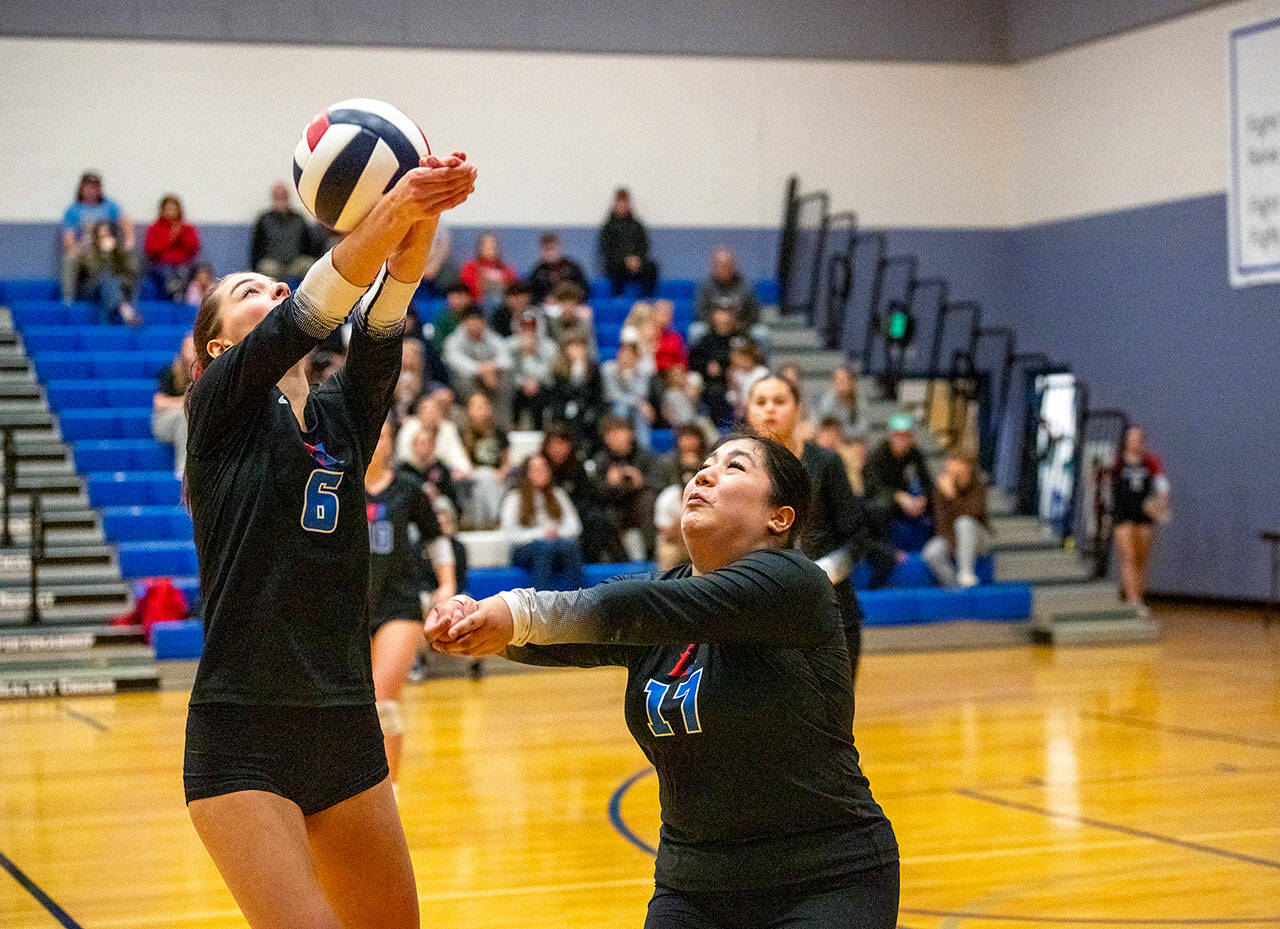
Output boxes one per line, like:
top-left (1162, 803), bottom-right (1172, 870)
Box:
top-left (423, 594), bottom-right (514, 657)
top-left (395, 151), bottom-right (477, 218)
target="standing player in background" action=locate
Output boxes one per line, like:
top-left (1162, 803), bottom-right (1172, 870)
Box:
top-left (426, 436), bottom-right (899, 929)
top-left (1111, 425), bottom-right (1170, 617)
top-left (365, 419), bottom-right (456, 786)
top-left (746, 374), bottom-right (882, 685)
top-left (182, 153), bottom-right (476, 929)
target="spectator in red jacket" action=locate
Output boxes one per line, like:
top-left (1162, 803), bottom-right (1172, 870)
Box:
top-left (143, 195), bottom-right (201, 301)
top-left (459, 232), bottom-right (517, 312)
top-left (652, 298), bottom-right (688, 374)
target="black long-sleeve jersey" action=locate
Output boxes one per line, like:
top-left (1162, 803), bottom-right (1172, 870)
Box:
top-left (503, 548), bottom-right (898, 892)
top-left (186, 296), bottom-right (401, 706)
top-left (366, 472), bottom-right (444, 622)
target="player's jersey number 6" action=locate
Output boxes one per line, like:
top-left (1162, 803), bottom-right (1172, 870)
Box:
top-left (302, 469), bottom-right (344, 533)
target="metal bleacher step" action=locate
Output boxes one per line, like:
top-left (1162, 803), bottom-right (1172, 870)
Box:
top-left (0, 582), bottom-right (131, 624)
top-left (0, 623), bottom-right (144, 654)
top-left (989, 515), bottom-right (1060, 551)
top-left (0, 663), bottom-right (160, 700)
top-left (0, 563), bottom-right (121, 589)
top-left (995, 548), bottom-right (1095, 585)
top-left (0, 375), bottom-right (40, 401)
top-left (1031, 582), bottom-right (1159, 645)
top-left (0, 642), bottom-right (154, 672)
top-left (0, 406), bottom-right (55, 429)
top-left (776, 349), bottom-right (848, 377)
top-left (771, 327), bottom-right (825, 352)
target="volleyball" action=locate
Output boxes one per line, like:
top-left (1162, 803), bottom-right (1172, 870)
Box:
top-left (293, 98), bottom-right (430, 233)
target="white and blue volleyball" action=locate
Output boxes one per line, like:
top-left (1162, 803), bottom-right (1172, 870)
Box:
top-left (293, 98), bottom-right (430, 232)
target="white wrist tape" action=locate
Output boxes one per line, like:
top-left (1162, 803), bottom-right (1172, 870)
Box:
top-left (293, 251), bottom-right (366, 337)
top-left (356, 264), bottom-right (416, 339)
top-left (497, 589), bottom-right (533, 647)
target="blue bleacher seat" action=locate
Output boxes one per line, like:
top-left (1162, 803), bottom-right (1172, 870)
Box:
top-left (101, 505), bottom-right (192, 543)
top-left (75, 440), bottom-right (173, 472)
top-left (59, 407), bottom-right (153, 440)
top-left (754, 280), bottom-right (780, 305)
top-left (582, 561), bottom-right (654, 585)
top-left (151, 620), bottom-right (203, 660)
top-left (117, 540), bottom-right (198, 578)
top-left (467, 561), bottom-right (656, 600)
top-left (588, 279), bottom-right (613, 300)
top-left (0, 280), bottom-right (59, 303)
top-left (853, 552), bottom-right (995, 590)
top-left (47, 379), bottom-right (155, 409)
top-left (11, 301), bottom-right (95, 328)
top-left (87, 471), bottom-right (181, 507)
top-left (650, 429), bottom-right (675, 455)
top-left (34, 351), bottom-right (171, 380)
top-left (656, 280), bottom-right (696, 300)
top-left (857, 589), bottom-right (921, 626)
top-left (914, 583), bottom-right (1033, 622)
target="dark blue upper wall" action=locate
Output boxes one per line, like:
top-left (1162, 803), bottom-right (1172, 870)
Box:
top-left (0, 0), bottom-right (1243, 63)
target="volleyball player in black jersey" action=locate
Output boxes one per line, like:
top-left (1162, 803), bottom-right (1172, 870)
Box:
top-left (366, 419), bottom-right (456, 785)
top-left (182, 153), bottom-right (476, 929)
top-left (747, 374), bottom-right (876, 684)
top-left (426, 436), bottom-right (899, 929)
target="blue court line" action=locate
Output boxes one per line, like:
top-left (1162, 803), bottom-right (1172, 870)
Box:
top-left (1082, 711), bottom-right (1280, 750)
top-left (0, 848), bottom-right (84, 929)
top-left (607, 766), bottom-right (658, 856)
top-left (956, 788), bottom-right (1280, 872)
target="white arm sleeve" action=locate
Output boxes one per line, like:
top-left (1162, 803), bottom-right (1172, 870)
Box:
top-left (814, 543), bottom-right (856, 585)
top-left (293, 251), bottom-right (367, 338)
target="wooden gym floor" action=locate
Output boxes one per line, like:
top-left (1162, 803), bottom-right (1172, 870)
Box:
top-left (2, 604), bottom-right (1278, 928)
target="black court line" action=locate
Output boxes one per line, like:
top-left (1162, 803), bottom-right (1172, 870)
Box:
top-left (58, 704), bottom-right (108, 732)
top-left (0, 848), bottom-right (84, 929)
top-left (901, 908), bottom-right (1280, 925)
top-left (1083, 711), bottom-right (1280, 750)
top-left (956, 788), bottom-right (1280, 871)
top-left (607, 767), bottom-right (658, 856)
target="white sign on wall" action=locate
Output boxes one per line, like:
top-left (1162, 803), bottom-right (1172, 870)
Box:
top-left (1228, 15), bottom-right (1280, 287)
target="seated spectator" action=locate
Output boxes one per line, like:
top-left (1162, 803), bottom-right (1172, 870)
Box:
top-left (652, 298), bottom-right (687, 375)
top-left (592, 415), bottom-right (663, 562)
top-left (431, 282), bottom-right (476, 349)
top-left (814, 416), bottom-right (867, 495)
top-left (653, 482), bottom-right (688, 573)
top-left (658, 361), bottom-right (707, 430)
top-left (694, 247), bottom-right (761, 331)
top-left (400, 421), bottom-right (460, 516)
top-left (726, 337), bottom-right (769, 424)
top-left (922, 450), bottom-right (990, 588)
top-left (143, 194), bottom-right (200, 301)
top-left (459, 391), bottom-right (510, 529)
top-left (529, 232), bottom-right (589, 305)
top-left (602, 335), bottom-right (656, 449)
top-left (77, 221), bottom-right (142, 326)
top-left (500, 453), bottom-right (586, 590)
top-left (658, 422), bottom-right (709, 489)
top-left (687, 304), bottom-right (737, 428)
top-left (152, 333), bottom-right (195, 476)
top-left (599, 187), bottom-right (658, 297)
top-left (489, 280), bottom-right (533, 338)
top-left (459, 232), bottom-right (516, 312)
top-left (815, 364), bottom-right (865, 437)
top-left (542, 421), bottom-right (609, 563)
top-left (546, 332), bottom-right (604, 450)
top-left (507, 310), bottom-right (557, 430)
top-left (60, 171), bottom-right (134, 306)
top-left (250, 181), bottom-right (322, 280)
top-left (621, 301), bottom-right (659, 375)
top-left (419, 222), bottom-right (460, 298)
top-left (184, 262), bottom-right (216, 306)
top-left (396, 391), bottom-right (473, 486)
top-left (543, 280), bottom-right (597, 355)
top-left (443, 306), bottom-right (512, 423)
top-left (863, 413), bottom-right (934, 552)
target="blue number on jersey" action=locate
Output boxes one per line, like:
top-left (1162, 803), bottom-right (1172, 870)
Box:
top-left (301, 469), bottom-right (344, 533)
top-left (643, 668), bottom-right (704, 738)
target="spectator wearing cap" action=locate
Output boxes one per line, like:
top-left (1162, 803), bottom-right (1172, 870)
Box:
top-left (528, 232), bottom-right (589, 305)
top-left (442, 305), bottom-right (513, 424)
top-left (922, 449), bottom-right (990, 588)
top-left (507, 308), bottom-right (558, 430)
top-left (250, 181), bottom-right (323, 281)
top-left (61, 171), bottom-right (134, 306)
top-left (488, 280), bottom-right (535, 339)
top-left (599, 187), bottom-right (658, 297)
top-left (863, 413), bottom-right (934, 552)
top-left (601, 334), bottom-right (657, 449)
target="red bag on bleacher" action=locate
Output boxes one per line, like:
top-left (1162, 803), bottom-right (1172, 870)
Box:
top-left (112, 578), bottom-right (188, 642)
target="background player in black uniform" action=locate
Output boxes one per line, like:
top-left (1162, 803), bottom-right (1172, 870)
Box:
top-left (366, 419), bottom-right (456, 785)
top-left (426, 436), bottom-right (899, 929)
top-left (1110, 425), bottom-right (1170, 616)
top-left (746, 374), bottom-right (880, 685)
top-left (182, 153), bottom-right (476, 929)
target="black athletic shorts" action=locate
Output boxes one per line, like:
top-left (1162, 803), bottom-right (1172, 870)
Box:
top-left (370, 595), bottom-right (421, 636)
top-left (184, 703), bottom-right (388, 816)
top-left (645, 860), bottom-right (899, 929)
